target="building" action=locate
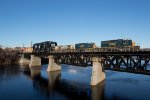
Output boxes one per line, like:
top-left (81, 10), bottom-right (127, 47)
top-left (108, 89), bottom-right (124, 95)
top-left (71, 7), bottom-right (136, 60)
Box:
top-left (55, 46), bottom-right (64, 50)
top-left (14, 47), bottom-right (33, 53)
top-left (14, 47), bottom-right (24, 53)
top-left (23, 47), bottom-right (33, 53)
top-left (63, 45), bottom-right (75, 50)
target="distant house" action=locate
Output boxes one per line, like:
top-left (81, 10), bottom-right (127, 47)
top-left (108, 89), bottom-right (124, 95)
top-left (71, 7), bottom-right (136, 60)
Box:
top-left (14, 47), bottom-right (24, 53)
top-left (23, 47), bottom-right (33, 53)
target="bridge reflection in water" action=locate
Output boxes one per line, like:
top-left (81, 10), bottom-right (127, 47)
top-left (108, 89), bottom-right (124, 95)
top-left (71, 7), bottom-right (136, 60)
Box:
top-left (1, 65), bottom-right (150, 100)
top-left (23, 67), bottom-right (105, 100)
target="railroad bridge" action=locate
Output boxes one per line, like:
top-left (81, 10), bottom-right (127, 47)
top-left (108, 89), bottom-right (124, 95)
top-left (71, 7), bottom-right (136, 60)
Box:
top-left (19, 41), bottom-right (150, 86)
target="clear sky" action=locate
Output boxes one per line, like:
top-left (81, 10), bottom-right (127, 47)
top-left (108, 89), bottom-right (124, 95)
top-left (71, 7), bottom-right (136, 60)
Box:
top-left (0, 0), bottom-right (150, 48)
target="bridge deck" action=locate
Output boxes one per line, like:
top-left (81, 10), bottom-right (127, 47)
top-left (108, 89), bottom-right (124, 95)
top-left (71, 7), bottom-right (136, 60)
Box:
top-left (22, 48), bottom-right (150, 75)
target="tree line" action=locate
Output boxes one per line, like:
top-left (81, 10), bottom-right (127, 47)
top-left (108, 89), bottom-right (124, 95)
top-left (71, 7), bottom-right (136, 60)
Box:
top-left (0, 46), bottom-right (20, 65)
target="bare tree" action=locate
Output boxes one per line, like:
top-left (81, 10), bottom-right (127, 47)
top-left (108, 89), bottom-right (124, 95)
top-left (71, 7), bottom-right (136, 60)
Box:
top-left (0, 46), bottom-right (19, 65)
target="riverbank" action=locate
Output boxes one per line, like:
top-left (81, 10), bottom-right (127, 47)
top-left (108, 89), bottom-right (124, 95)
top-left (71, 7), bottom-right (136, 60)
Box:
top-left (0, 48), bottom-right (19, 65)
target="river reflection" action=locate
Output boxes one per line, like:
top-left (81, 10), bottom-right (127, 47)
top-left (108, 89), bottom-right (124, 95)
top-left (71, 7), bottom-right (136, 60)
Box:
top-left (23, 68), bottom-right (104, 100)
top-left (1, 65), bottom-right (150, 100)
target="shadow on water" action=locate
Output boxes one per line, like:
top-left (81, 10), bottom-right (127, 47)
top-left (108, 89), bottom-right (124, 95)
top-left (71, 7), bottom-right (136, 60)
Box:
top-left (23, 68), bottom-right (105, 100)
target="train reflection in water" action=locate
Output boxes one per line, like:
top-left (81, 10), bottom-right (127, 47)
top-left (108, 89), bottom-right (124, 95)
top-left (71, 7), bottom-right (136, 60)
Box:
top-left (23, 68), bottom-right (104, 100)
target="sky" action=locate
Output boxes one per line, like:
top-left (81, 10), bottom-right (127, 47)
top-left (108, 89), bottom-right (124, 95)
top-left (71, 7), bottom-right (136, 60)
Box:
top-left (0, 0), bottom-right (150, 48)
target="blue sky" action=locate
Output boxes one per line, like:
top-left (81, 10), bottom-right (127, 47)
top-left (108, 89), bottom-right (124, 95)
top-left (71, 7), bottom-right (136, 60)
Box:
top-left (0, 0), bottom-right (150, 48)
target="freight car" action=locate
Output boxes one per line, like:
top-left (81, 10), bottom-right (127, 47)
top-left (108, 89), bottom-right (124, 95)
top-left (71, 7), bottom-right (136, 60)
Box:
top-left (75, 43), bottom-right (96, 49)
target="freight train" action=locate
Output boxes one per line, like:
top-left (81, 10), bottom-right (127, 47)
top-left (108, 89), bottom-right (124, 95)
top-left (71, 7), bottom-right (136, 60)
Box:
top-left (32, 39), bottom-right (140, 53)
top-left (73, 39), bottom-right (140, 51)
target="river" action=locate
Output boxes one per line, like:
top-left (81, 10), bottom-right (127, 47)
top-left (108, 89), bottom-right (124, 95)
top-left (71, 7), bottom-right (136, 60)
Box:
top-left (0, 64), bottom-right (150, 100)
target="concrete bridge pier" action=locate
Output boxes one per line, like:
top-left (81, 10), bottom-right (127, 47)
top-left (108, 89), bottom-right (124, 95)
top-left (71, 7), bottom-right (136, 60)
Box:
top-left (90, 57), bottom-right (105, 86)
top-left (47, 56), bottom-right (61, 72)
top-left (29, 55), bottom-right (41, 69)
top-left (19, 54), bottom-right (30, 66)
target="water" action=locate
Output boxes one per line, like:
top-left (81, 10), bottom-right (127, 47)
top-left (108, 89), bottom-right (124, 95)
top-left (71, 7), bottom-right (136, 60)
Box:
top-left (0, 64), bottom-right (150, 100)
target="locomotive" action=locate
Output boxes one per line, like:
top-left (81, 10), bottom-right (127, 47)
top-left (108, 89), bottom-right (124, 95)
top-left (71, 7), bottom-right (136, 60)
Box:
top-left (101, 39), bottom-right (140, 51)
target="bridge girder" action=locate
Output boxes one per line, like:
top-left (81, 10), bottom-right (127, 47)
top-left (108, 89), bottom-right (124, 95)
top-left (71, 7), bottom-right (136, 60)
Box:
top-left (33, 41), bottom-right (57, 54)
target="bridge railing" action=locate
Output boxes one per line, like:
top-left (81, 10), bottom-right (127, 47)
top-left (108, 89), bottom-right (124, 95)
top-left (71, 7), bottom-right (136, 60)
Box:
top-left (140, 48), bottom-right (150, 52)
top-left (49, 47), bottom-right (150, 53)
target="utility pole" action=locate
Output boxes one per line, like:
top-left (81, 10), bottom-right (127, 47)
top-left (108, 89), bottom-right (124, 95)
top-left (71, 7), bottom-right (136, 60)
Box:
top-left (23, 43), bottom-right (25, 48)
top-left (31, 41), bottom-right (33, 47)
